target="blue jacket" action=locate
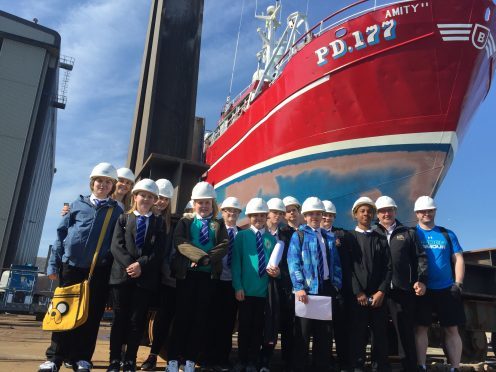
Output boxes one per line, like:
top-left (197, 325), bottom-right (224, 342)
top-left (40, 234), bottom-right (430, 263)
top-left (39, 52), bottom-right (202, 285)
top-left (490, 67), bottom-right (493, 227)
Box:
top-left (287, 225), bottom-right (342, 294)
top-left (47, 195), bottom-right (123, 276)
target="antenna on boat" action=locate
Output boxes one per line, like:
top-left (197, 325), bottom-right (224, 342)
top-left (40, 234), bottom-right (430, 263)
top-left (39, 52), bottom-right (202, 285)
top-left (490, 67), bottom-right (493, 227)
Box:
top-left (226, 0), bottom-right (245, 107)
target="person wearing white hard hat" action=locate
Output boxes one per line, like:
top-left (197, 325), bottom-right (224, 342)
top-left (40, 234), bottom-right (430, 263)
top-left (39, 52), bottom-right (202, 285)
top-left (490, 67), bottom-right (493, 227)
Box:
top-left (168, 181), bottom-right (228, 371)
top-left (140, 179), bottom-right (176, 371)
top-left (107, 179), bottom-right (164, 372)
top-left (206, 196), bottom-right (244, 370)
top-left (283, 196), bottom-right (303, 229)
top-left (413, 196), bottom-right (465, 372)
top-left (40, 163), bottom-right (123, 372)
top-left (287, 197), bottom-right (342, 371)
top-left (320, 200), bottom-right (337, 232)
top-left (263, 198), bottom-right (296, 369)
top-left (343, 196), bottom-right (392, 372)
top-left (231, 198), bottom-right (280, 372)
top-left (373, 196), bottom-right (428, 372)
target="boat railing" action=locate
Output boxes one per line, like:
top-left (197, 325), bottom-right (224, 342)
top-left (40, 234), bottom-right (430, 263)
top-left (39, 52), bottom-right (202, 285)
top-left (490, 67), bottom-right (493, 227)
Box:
top-left (276, 0), bottom-right (414, 69)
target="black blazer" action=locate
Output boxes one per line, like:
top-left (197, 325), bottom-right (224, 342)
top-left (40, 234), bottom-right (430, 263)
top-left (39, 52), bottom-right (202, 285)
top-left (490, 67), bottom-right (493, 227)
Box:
top-left (343, 230), bottom-right (392, 296)
top-left (109, 213), bottom-right (165, 289)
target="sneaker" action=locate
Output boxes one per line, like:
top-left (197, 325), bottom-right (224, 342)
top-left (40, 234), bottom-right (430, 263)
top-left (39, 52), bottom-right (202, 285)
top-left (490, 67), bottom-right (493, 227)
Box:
top-left (166, 360), bottom-right (179, 372)
top-left (64, 361), bottom-right (75, 370)
top-left (75, 360), bottom-right (92, 372)
top-left (140, 355), bottom-right (157, 371)
top-left (107, 360), bottom-right (121, 372)
top-left (259, 368), bottom-right (270, 372)
top-left (123, 361), bottom-right (136, 372)
top-left (184, 361), bottom-right (196, 372)
top-left (38, 361), bottom-right (59, 372)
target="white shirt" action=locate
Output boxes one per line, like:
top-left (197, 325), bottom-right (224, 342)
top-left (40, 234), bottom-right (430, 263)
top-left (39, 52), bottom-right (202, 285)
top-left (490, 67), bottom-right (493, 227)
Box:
top-left (221, 225), bottom-right (239, 281)
top-left (380, 222), bottom-right (396, 243)
top-left (313, 228), bottom-right (330, 280)
top-left (250, 226), bottom-right (266, 235)
top-left (355, 226), bottom-right (373, 234)
top-left (133, 210), bottom-right (153, 236)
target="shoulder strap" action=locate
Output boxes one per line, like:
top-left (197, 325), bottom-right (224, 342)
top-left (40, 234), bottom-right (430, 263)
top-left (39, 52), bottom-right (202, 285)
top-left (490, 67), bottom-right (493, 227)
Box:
top-left (438, 226), bottom-right (453, 255)
top-left (88, 207), bottom-right (114, 281)
top-left (297, 230), bottom-right (304, 247)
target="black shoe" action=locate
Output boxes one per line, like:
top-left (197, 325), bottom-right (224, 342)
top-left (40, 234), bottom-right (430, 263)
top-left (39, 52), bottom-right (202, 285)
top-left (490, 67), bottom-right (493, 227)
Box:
top-left (107, 360), bottom-right (121, 372)
top-left (123, 361), bottom-right (136, 372)
top-left (417, 367), bottom-right (427, 372)
top-left (140, 355), bottom-right (157, 371)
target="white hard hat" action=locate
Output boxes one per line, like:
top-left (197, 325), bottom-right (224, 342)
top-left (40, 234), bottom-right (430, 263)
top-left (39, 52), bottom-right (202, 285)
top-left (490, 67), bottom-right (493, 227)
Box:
top-left (352, 196), bottom-right (376, 214)
top-left (283, 196), bottom-right (301, 208)
top-left (414, 196), bottom-right (437, 211)
top-left (301, 197), bottom-right (325, 214)
top-left (245, 197), bottom-right (269, 215)
top-left (90, 162), bottom-right (118, 181)
top-left (191, 181), bottom-right (216, 200)
top-left (221, 196), bottom-right (242, 210)
top-left (184, 200), bottom-right (194, 211)
top-left (375, 196), bottom-right (398, 210)
top-left (267, 198), bottom-right (286, 212)
top-left (132, 178), bottom-right (159, 197)
top-left (322, 200), bottom-right (337, 214)
top-left (117, 168), bottom-right (135, 183)
top-left (156, 178), bottom-right (174, 198)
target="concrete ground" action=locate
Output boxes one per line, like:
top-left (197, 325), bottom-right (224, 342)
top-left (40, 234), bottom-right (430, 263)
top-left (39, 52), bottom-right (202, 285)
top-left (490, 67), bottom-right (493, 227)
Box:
top-left (0, 314), bottom-right (494, 372)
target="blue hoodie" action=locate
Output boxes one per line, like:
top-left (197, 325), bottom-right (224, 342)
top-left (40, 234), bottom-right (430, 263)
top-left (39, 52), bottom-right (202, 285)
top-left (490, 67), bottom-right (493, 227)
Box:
top-left (47, 195), bottom-right (122, 276)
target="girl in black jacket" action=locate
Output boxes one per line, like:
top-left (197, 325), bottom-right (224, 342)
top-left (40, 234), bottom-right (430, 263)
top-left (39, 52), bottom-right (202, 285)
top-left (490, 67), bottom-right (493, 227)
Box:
top-left (107, 179), bottom-right (165, 372)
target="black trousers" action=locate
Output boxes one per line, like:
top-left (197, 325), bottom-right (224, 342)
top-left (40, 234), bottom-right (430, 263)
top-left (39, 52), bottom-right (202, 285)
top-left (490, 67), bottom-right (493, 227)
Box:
top-left (388, 288), bottom-right (417, 371)
top-left (237, 296), bottom-right (266, 365)
top-left (46, 264), bottom-right (111, 364)
top-left (150, 284), bottom-right (177, 355)
top-left (207, 279), bottom-right (237, 364)
top-left (350, 300), bottom-right (391, 371)
top-left (333, 294), bottom-right (354, 370)
top-left (168, 271), bottom-right (213, 362)
top-left (109, 283), bottom-right (152, 362)
top-left (292, 280), bottom-right (334, 371)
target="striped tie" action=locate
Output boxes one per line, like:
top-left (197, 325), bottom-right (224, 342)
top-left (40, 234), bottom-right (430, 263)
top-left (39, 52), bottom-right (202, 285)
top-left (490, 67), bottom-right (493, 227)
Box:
top-left (199, 219), bottom-right (210, 245)
top-left (95, 199), bottom-right (107, 208)
top-left (317, 238), bottom-right (325, 281)
top-left (135, 215), bottom-right (147, 252)
top-left (256, 231), bottom-right (266, 277)
top-left (226, 228), bottom-right (235, 267)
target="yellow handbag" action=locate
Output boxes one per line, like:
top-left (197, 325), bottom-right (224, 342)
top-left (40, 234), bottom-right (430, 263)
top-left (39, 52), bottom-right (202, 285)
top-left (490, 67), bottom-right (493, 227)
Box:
top-left (42, 208), bottom-right (113, 331)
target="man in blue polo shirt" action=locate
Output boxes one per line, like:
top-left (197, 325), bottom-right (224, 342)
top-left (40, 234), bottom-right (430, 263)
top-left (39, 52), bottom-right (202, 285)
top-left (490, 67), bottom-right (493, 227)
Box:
top-left (413, 196), bottom-right (465, 372)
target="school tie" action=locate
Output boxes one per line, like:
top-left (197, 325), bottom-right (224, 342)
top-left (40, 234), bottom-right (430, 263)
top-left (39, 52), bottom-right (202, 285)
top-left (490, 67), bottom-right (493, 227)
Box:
top-left (199, 219), bottom-right (210, 245)
top-left (135, 215), bottom-right (147, 253)
top-left (256, 231), bottom-right (266, 277)
top-left (317, 236), bottom-right (325, 281)
top-left (226, 228), bottom-right (235, 267)
top-left (95, 199), bottom-right (107, 208)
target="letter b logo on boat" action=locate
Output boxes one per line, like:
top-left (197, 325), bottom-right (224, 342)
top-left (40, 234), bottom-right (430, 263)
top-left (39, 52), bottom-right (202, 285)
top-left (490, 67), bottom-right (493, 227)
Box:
top-left (472, 24), bottom-right (490, 49)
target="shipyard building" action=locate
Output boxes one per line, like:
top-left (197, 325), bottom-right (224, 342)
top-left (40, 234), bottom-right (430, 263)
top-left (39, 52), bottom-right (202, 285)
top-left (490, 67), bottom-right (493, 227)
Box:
top-left (0, 11), bottom-right (66, 270)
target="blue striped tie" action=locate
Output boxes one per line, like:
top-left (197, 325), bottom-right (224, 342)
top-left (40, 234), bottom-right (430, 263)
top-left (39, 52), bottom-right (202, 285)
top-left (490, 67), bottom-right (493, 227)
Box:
top-left (256, 231), bottom-right (266, 277)
top-left (226, 228), bottom-right (235, 267)
top-left (317, 238), bottom-right (325, 281)
top-left (95, 199), bottom-right (107, 208)
top-left (199, 219), bottom-right (210, 245)
top-left (135, 215), bottom-right (147, 252)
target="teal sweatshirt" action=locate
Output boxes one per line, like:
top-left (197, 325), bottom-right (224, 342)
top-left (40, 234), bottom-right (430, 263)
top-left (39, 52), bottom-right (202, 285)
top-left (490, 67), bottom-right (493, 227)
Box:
top-left (231, 227), bottom-right (276, 297)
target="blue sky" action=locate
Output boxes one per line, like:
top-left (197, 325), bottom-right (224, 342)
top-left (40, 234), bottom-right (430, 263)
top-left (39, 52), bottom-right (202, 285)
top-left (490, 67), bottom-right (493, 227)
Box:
top-left (0, 0), bottom-right (494, 255)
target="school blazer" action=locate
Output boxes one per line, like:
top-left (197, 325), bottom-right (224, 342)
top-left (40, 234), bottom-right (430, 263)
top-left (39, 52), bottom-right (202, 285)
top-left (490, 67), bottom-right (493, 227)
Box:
top-left (171, 216), bottom-right (228, 280)
top-left (344, 230), bottom-right (392, 296)
top-left (109, 213), bottom-right (165, 290)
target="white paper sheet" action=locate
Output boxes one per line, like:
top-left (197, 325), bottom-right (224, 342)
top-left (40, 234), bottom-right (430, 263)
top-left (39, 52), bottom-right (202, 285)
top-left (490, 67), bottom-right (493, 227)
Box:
top-left (267, 241), bottom-right (284, 267)
top-left (295, 295), bottom-right (332, 320)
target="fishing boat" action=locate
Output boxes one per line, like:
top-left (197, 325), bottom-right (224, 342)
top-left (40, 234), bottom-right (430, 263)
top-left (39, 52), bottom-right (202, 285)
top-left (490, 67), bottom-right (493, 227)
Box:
top-left (204, 0), bottom-right (496, 226)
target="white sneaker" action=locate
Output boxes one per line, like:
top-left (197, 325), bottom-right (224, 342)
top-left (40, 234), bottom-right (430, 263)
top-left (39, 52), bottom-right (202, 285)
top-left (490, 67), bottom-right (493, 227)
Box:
top-left (184, 360), bottom-right (196, 372)
top-left (76, 360), bottom-right (92, 371)
top-left (166, 360), bottom-right (179, 372)
top-left (38, 361), bottom-right (58, 372)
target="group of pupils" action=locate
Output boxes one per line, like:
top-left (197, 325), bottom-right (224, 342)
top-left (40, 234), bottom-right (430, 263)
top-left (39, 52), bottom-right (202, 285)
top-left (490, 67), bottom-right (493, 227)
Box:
top-left (38, 162), bottom-right (460, 372)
